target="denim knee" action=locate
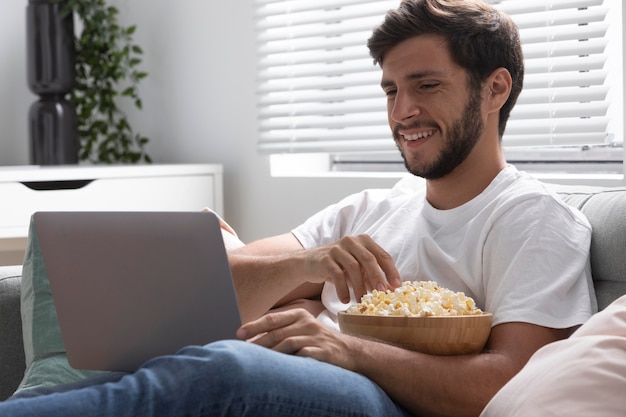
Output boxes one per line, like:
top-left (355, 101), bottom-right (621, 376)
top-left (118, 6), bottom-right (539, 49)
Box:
top-left (174, 340), bottom-right (274, 392)
top-left (172, 340), bottom-right (410, 417)
top-left (178, 339), bottom-right (266, 373)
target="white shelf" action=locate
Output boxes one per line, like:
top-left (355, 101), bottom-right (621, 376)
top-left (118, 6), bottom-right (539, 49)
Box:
top-left (0, 164), bottom-right (224, 265)
top-left (0, 163), bottom-right (220, 182)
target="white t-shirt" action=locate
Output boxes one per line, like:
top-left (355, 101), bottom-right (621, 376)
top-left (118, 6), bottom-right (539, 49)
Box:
top-left (292, 166), bottom-right (596, 331)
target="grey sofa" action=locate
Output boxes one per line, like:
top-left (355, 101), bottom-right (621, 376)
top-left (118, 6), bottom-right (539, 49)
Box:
top-left (1, 183), bottom-right (626, 401)
top-left (0, 265), bottom-right (25, 401)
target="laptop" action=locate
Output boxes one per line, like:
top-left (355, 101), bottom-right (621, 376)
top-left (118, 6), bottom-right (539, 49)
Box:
top-left (33, 210), bottom-right (242, 373)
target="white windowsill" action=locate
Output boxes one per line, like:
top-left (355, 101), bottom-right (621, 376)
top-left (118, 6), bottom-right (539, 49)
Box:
top-left (269, 154), bottom-right (626, 186)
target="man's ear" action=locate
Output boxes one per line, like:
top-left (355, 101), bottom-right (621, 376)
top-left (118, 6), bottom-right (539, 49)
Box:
top-left (484, 67), bottom-right (512, 112)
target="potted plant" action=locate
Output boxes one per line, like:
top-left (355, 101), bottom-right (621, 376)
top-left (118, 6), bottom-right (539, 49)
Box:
top-left (63, 0), bottom-right (151, 163)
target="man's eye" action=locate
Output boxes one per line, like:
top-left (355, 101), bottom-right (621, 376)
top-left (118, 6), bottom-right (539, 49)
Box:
top-left (421, 83), bottom-right (439, 90)
top-left (385, 89), bottom-right (397, 97)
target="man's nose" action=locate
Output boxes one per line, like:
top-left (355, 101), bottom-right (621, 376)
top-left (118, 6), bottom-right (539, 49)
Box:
top-left (390, 92), bottom-right (421, 123)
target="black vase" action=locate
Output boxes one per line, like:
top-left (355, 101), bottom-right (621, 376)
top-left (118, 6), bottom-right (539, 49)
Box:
top-left (26, 0), bottom-right (78, 165)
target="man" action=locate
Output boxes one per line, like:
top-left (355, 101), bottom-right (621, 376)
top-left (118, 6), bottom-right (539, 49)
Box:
top-left (2, 1), bottom-right (595, 416)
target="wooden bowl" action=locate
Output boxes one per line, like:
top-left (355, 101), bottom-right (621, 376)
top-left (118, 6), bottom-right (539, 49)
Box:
top-left (338, 312), bottom-right (493, 355)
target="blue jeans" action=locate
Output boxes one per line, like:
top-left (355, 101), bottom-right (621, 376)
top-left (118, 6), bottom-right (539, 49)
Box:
top-left (2, 340), bottom-right (411, 417)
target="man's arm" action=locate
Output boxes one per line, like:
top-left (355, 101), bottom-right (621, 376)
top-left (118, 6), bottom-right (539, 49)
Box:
top-left (241, 308), bottom-right (572, 417)
top-left (230, 231), bottom-right (574, 415)
top-left (229, 233), bottom-right (401, 323)
top-left (228, 233), bottom-right (319, 323)
top-left (229, 232), bottom-right (354, 322)
top-left (351, 321), bottom-right (572, 417)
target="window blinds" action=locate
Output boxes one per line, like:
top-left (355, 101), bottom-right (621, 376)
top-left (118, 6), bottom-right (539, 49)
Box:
top-left (256, 0), bottom-right (623, 160)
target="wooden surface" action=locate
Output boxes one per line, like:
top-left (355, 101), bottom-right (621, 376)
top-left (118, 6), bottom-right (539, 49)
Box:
top-left (338, 312), bottom-right (492, 355)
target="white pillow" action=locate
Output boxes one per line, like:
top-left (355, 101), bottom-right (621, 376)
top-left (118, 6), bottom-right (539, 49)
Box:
top-left (480, 295), bottom-right (626, 417)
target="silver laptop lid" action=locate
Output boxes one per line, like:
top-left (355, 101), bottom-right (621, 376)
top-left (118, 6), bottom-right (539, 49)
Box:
top-left (34, 211), bottom-right (241, 372)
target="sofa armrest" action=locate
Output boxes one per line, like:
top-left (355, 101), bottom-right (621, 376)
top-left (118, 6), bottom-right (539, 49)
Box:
top-left (0, 265), bottom-right (25, 401)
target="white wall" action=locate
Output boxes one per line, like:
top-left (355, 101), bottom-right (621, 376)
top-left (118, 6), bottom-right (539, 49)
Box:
top-left (0, 1), bottom-right (31, 166)
top-left (2, 1), bottom-right (623, 244)
top-left (0, 0), bottom-right (398, 243)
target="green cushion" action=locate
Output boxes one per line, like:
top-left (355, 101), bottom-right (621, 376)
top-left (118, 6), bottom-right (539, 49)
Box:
top-left (16, 217), bottom-right (101, 393)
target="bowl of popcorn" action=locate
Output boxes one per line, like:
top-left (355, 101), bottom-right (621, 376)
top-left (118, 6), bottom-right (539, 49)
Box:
top-left (338, 281), bottom-right (492, 355)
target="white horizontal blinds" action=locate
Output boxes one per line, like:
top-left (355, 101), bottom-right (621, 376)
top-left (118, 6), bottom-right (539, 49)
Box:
top-left (256, 0), bottom-right (619, 154)
top-left (493, 0), bottom-right (616, 149)
top-left (256, 0), bottom-right (399, 153)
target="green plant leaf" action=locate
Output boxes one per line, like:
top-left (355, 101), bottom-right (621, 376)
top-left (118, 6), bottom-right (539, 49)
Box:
top-left (121, 87), bottom-right (134, 97)
top-left (69, 0), bottom-right (151, 164)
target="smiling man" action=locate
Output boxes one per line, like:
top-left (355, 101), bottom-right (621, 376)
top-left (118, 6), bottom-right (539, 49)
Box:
top-left (1, 1), bottom-right (596, 417)
top-left (383, 35), bottom-right (489, 183)
top-left (381, 33), bottom-right (507, 209)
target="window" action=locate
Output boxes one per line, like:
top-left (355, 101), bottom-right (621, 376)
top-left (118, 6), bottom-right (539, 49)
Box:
top-left (255, 0), bottom-right (624, 177)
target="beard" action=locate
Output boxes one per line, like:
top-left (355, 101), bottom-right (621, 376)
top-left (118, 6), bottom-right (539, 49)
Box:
top-left (393, 90), bottom-right (484, 180)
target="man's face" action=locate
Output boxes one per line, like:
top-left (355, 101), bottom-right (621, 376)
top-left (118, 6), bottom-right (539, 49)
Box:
top-left (381, 35), bottom-right (485, 180)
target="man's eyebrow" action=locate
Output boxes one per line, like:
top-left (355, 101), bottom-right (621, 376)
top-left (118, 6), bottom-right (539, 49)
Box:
top-left (380, 79), bottom-right (396, 89)
top-left (380, 71), bottom-right (446, 89)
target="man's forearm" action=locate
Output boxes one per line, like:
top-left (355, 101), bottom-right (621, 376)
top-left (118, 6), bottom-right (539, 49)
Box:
top-left (229, 252), bottom-right (309, 323)
top-left (229, 250), bottom-right (325, 323)
top-left (227, 232), bottom-right (317, 322)
top-left (351, 339), bottom-right (512, 417)
top-left (349, 321), bottom-right (570, 417)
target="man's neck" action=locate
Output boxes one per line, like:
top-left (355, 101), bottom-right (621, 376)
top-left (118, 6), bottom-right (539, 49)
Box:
top-left (425, 146), bottom-right (507, 210)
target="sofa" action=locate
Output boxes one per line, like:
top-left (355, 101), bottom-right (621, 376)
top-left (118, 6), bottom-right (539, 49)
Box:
top-left (0, 264), bottom-right (24, 401)
top-left (1, 182), bottom-right (626, 402)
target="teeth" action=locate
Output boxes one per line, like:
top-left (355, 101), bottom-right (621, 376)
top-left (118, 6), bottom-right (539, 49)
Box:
top-left (404, 130), bottom-right (435, 141)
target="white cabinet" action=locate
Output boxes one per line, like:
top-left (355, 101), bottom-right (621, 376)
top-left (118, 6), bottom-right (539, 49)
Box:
top-left (0, 164), bottom-right (223, 265)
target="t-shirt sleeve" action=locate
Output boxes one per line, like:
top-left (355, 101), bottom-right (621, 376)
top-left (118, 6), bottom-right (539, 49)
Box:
top-left (292, 188), bottom-right (393, 249)
top-left (482, 194), bottom-right (595, 328)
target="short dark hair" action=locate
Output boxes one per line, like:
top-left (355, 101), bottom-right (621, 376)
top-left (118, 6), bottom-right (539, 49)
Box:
top-left (367, 0), bottom-right (524, 138)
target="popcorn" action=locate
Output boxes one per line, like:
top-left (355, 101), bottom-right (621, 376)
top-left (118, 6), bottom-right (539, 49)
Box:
top-left (345, 281), bottom-right (482, 317)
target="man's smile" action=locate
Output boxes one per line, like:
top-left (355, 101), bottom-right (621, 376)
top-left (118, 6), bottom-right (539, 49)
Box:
top-left (401, 129), bottom-right (437, 141)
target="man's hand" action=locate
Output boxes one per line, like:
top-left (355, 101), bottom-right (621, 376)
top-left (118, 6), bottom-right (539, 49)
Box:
top-left (229, 232), bottom-right (400, 323)
top-left (301, 234), bottom-right (402, 303)
top-left (236, 304), bottom-right (574, 417)
top-left (237, 308), bottom-right (360, 370)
